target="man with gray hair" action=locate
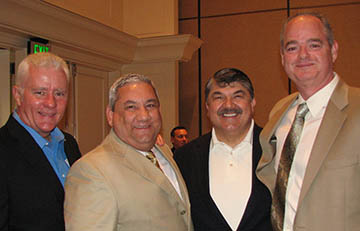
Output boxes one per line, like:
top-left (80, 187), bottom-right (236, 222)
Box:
top-left (64, 74), bottom-right (193, 231)
top-left (257, 12), bottom-right (360, 231)
top-left (0, 52), bottom-right (81, 231)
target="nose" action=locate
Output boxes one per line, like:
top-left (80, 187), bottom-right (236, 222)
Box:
top-left (44, 93), bottom-right (56, 108)
top-left (224, 97), bottom-right (234, 108)
top-left (299, 45), bottom-right (309, 59)
top-left (137, 106), bottom-right (150, 120)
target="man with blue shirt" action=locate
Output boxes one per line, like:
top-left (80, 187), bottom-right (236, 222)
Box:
top-left (0, 52), bottom-right (81, 231)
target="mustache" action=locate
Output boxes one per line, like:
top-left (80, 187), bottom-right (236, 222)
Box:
top-left (217, 107), bottom-right (243, 116)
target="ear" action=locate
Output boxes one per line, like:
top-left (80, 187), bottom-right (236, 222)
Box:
top-left (280, 48), bottom-right (285, 66)
top-left (331, 40), bottom-right (339, 63)
top-left (251, 98), bottom-right (256, 111)
top-left (12, 86), bottom-right (23, 107)
top-left (106, 106), bottom-right (114, 127)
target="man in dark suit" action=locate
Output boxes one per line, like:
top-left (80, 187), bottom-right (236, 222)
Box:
top-left (174, 68), bottom-right (272, 231)
top-left (0, 52), bottom-right (81, 231)
top-left (170, 126), bottom-right (189, 153)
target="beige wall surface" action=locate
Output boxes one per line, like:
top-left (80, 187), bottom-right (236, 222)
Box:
top-left (43, 0), bottom-right (178, 38)
top-left (0, 0), bottom-right (201, 153)
top-left (200, 0), bottom-right (286, 17)
top-left (179, 0), bottom-right (360, 138)
top-left (179, 19), bottom-right (200, 141)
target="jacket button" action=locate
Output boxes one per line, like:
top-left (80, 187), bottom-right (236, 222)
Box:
top-left (180, 210), bottom-right (186, 215)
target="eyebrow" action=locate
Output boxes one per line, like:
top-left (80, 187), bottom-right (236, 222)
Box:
top-left (211, 89), bottom-right (246, 96)
top-left (233, 89), bottom-right (246, 95)
top-left (123, 98), bottom-right (158, 105)
top-left (285, 38), bottom-right (323, 48)
top-left (284, 40), bottom-right (298, 48)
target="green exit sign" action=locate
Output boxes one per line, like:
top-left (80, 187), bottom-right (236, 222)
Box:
top-left (28, 40), bottom-right (51, 54)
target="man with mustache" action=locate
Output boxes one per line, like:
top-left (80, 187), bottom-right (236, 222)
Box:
top-left (257, 12), bottom-right (360, 231)
top-left (174, 68), bottom-right (272, 231)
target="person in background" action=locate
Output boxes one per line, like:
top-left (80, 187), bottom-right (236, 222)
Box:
top-left (64, 73), bottom-right (193, 231)
top-left (257, 12), bottom-right (360, 231)
top-left (174, 68), bottom-right (272, 231)
top-left (171, 126), bottom-right (189, 153)
top-left (0, 52), bottom-right (81, 231)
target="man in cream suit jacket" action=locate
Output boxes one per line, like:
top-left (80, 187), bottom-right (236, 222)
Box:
top-left (257, 12), bottom-right (360, 231)
top-left (64, 74), bottom-right (193, 231)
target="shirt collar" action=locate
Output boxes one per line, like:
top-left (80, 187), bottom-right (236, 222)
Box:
top-left (210, 119), bottom-right (254, 150)
top-left (297, 73), bottom-right (339, 118)
top-left (12, 111), bottom-right (64, 148)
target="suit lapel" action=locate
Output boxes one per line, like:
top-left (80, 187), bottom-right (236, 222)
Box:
top-left (157, 143), bottom-right (191, 206)
top-left (107, 131), bottom-right (187, 208)
top-left (7, 116), bottom-right (64, 196)
top-left (298, 80), bottom-right (348, 206)
top-left (257, 94), bottom-right (298, 193)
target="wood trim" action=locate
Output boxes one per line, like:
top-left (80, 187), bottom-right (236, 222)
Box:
top-left (0, 0), bottom-right (202, 70)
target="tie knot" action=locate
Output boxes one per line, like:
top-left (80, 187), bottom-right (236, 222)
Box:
top-left (296, 103), bottom-right (309, 119)
top-left (146, 151), bottom-right (157, 165)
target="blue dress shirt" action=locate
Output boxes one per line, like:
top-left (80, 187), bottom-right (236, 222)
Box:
top-left (13, 111), bottom-right (70, 187)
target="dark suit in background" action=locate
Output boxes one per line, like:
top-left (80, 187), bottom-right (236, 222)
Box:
top-left (174, 125), bottom-right (271, 231)
top-left (0, 116), bottom-right (81, 231)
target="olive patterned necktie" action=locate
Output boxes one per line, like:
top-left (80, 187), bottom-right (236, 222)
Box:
top-left (271, 103), bottom-right (309, 231)
top-left (146, 151), bottom-right (162, 172)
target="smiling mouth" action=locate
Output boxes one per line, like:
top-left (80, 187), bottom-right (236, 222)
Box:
top-left (135, 125), bottom-right (151, 129)
top-left (296, 62), bottom-right (314, 68)
top-left (39, 112), bottom-right (56, 117)
top-left (223, 113), bottom-right (237, 117)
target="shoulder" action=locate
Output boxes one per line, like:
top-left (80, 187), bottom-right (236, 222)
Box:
top-left (269, 93), bottom-right (298, 119)
top-left (173, 133), bottom-right (211, 162)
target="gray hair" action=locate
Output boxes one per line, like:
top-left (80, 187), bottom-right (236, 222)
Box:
top-left (16, 52), bottom-right (70, 88)
top-left (280, 12), bottom-right (335, 50)
top-left (205, 68), bottom-right (254, 102)
top-left (108, 73), bottom-right (159, 111)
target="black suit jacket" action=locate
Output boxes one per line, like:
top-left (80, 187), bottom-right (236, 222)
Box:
top-left (174, 125), bottom-right (272, 231)
top-left (0, 115), bottom-right (81, 231)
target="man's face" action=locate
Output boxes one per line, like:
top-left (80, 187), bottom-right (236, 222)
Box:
top-left (171, 129), bottom-right (189, 149)
top-left (206, 81), bottom-right (255, 139)
top-left (13, 66), bottom-right (68, 139)
top-left (106, 82), bottom-right (162, 151)
top-left (281, 15), bottom-right (338, 96)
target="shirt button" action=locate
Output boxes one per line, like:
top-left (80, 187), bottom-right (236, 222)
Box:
top-left (62, 174), bottom-right (65, 178)
top-left (180, 210), bottom-right (186, 215)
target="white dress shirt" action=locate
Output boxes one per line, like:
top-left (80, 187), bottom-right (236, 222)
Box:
top-left (274, 74), bottom-right (339, 231)
top-left (209, 120), bottom-right (254, 230)
top-left (139, 147), bottom-right (183, 200)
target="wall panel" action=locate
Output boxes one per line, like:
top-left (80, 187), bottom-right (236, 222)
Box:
top-left (201, 0), bottom-right (286, 17)
top-left (291, 0), bottom-right (358, 7)
top-left (201, 11), bottom-right (288, 130)
top-left (179, 0), bottom-right (198, 19)
top-left (179, 19), bottom-right (200, 139)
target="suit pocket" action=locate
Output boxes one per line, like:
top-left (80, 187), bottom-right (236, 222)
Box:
top-left (324, 153), bottom-right (359, 169)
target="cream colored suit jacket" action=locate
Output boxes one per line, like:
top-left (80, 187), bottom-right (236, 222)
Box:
top-left (64, 129), bottom-right (193, 231)
top-left (257, 79), bottom-right (360, 231)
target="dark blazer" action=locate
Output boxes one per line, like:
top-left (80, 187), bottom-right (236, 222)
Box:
top-left (174, 124), bottom-right (272, 231)
top-left (0, 115), bottom-right (81, 231)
